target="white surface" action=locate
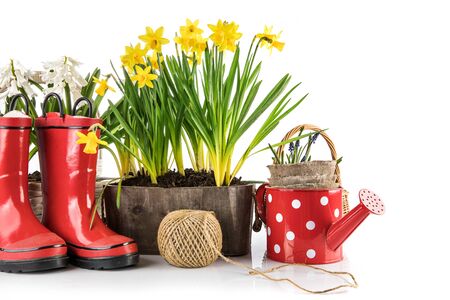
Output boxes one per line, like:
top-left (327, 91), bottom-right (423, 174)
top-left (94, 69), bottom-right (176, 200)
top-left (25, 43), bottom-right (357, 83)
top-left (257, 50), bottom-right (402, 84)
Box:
top-left (0, 230), bottom-right (405, 299)
top-left (1, 0), bottom-right (449, 298)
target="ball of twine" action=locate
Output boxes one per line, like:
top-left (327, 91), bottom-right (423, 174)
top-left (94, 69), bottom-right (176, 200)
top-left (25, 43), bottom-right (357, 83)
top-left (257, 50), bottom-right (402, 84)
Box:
top-left (157, 209), bottom-right (223, 268)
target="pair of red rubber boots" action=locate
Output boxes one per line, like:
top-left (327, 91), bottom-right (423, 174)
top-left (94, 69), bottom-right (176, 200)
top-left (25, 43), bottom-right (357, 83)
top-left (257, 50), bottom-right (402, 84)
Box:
top-left (0, 94), bottom-right (139, 273)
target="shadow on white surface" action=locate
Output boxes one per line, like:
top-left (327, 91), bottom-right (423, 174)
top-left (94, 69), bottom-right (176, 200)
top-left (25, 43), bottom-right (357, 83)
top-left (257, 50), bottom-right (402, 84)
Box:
top-left (1, 231), bottom-right (362, 299)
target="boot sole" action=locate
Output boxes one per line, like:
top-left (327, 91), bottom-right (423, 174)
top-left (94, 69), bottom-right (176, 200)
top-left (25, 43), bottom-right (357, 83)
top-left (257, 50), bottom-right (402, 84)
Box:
top-left (0, 255), bottom-right (69, 273)
top-left (69, 253), bottom-right (139, 270)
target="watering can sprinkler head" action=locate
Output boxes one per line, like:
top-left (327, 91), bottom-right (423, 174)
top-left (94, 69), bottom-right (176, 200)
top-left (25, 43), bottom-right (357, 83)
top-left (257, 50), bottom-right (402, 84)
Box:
top-left (326, 189), bottom-right (385, 251)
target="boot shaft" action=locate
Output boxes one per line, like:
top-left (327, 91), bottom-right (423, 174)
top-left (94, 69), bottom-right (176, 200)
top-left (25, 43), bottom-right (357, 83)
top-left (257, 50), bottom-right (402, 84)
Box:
top-left (0, 117), bottom-right (32, 205)
top-left (35, 113), bottom-right (103, 240)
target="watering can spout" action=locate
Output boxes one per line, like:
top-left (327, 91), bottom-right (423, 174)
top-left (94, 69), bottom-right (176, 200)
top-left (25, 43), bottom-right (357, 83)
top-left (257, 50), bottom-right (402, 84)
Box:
top-left (326, 189), bottom-right (385, 251)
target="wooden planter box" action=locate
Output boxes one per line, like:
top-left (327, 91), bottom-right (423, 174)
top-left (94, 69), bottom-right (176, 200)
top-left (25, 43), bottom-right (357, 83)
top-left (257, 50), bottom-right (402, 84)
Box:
top-left (103, 184), bottom-right (255, 256)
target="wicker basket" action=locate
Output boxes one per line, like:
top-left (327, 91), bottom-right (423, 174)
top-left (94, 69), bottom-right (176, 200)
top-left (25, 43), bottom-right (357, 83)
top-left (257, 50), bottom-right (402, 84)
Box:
top-left (275, 124), bottom-right (349, 215)
top-left (28, 180), bottom-right (108, 221)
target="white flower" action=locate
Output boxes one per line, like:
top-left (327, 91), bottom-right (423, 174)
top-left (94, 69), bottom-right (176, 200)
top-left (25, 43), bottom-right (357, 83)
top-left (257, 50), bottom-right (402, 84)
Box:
top-left (0, 60), bottom-right (36, 113)
top-left (42, 56), bottom-right (87, 100)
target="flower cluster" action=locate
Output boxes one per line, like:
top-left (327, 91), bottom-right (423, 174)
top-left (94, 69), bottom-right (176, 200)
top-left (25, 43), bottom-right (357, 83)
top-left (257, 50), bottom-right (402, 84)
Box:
top-left (120, 44), bottom-right (148, 71)
top-left (174, 19), bottom-right (208, 63)
top-left (119, 27), bottom-right (165, 88)
top-left (42, 56), bottom-right (87, 100)
top-left (208, 20), bottom-right (242, 52)
top-left (119, 20), bottom-right (285, 90)
top-left (0, 60), bottom-right (35, 111)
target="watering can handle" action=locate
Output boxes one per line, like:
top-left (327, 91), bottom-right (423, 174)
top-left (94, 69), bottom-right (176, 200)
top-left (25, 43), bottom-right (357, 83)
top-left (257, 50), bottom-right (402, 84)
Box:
top-left (253, 183), bottom-right (269, 231)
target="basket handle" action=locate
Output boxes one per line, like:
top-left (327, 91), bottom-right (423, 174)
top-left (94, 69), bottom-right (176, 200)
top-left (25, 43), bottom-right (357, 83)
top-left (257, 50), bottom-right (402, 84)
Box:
top-left (275, 124), bottom-right (341, 185)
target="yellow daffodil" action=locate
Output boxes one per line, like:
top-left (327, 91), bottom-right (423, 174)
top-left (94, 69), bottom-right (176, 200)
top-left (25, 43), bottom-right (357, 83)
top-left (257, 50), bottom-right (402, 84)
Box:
top-left (174, 34), bottom-right (193, 52)
top-left (208, 20), bottom-right (242, 52)
top-left (180, 19), bottom-right (203, 37)
top-left (149, 51), bottom-right (163, 70)
top-left (139, 26), bottom-right (169, 52)
top-left (191, 35), bottom-right (207, 64)
top-left (175, 19), bottom-right (205, 51)
top-left (256, 25), bottom-right (285, 53)
top-left (76, 131), bottom-right (107, 154)
top-left (130, 65), bottom-right (158, 88)
top-left (93, 76), bottom-right (116, 96)
top-left (120, 43), bottom-right (148, 71)
top-left (174, 19), bottom-right (207, 64)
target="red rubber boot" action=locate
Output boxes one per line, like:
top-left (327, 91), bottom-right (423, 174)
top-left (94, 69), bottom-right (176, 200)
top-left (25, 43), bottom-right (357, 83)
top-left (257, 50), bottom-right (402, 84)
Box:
top-left (36, 94), bottom-right (139, 270)
top-left (0, 95), bottom-right (68, 273)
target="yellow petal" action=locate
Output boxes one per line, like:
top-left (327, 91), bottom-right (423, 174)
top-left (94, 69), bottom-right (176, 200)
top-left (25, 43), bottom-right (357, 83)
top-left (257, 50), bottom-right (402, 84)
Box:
top-left (135, 65), bottom-right (144, 73)
top-left (155, 26), bottom-right (164, 36)
top-left (273, 41), bottom-right (285, 51)
top-left (76, 132), bottom-right (88, 144)
top-left (95, 86), bottom-right (106, 96)
top-left (97, 139), bottom-right (108, 146)
top-left (83, 143), bottom-right (98, 154)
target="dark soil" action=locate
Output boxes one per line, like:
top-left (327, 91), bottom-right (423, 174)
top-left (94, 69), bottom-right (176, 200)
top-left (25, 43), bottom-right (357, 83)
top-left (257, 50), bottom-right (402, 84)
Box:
top-left (121, 168), bottom-right (242, 188)
top-left (28, 171), bottom-right (41, 182)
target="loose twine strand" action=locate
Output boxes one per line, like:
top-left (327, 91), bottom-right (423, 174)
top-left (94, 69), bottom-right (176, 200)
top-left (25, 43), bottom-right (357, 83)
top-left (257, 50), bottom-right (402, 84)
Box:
top-left (201, 212), bottom-right (359, 294)
top-left (159, 210), bottom-right (358, 294)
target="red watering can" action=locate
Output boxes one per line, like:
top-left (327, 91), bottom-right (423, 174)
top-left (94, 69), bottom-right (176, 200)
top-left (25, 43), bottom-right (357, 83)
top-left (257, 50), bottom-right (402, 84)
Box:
top-left (255, 185), bottom-right (385, 264)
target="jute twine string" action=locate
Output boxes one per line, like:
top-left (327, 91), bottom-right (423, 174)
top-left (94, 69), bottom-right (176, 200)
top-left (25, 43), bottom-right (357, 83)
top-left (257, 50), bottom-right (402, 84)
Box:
top-left (158, 210), bottom-right (358, 294)
top-left (158, 210), bottom-right (222, 268)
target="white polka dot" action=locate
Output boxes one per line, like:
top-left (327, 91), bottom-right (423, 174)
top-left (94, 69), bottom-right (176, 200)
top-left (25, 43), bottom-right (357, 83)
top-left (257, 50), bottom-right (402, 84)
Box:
top-left (267, 227), bottom-right (271, 236)
top-left (306, 249), bottom-right (316, 259)
top-left (276, 213), bottom-right (283, 223)
top-left (274, 244), bottom-right (281, 253)
top-left (291, 199), bottom-right (301, 209)
top-left (334, 208), bottom-right (340, 218)
top-left (286, 231), bottom-right (295, 241)
top-left (320, 196), bottom-right (329, 206)
top-left (306, 220), bottom-right (315, 230)
top-left (267, 194), bottom-right (272, 203)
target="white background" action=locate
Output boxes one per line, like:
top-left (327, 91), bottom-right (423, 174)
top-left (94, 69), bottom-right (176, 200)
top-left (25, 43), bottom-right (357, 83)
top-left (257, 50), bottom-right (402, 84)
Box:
top-left (1, 0), bottom-right (449, 299)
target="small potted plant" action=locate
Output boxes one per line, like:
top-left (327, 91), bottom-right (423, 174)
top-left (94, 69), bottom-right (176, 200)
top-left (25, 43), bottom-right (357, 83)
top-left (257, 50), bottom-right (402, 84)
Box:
top-left (259, 124), bottom-right (349, 219)
top-left (267, 124), bottom-right (340, 189)
top-left (92, 19), bottom-right (308, 256)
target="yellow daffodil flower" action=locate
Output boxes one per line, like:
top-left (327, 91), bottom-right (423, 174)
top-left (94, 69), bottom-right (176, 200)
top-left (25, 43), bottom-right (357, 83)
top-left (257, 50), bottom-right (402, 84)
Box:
top-left (120, 43), bottom-right (148, 71)
top-left (149, 51), bottom-right (163, 70)
top-left (130, 65), bottom-right (158, 88)
top-left (180, 19), bottom-right (203, 37)
top-left (174, 19), bottom-right (207, 64)
top-left (139, 26), bottom-right (169, 52)
top-left (76, 131), bottom-right (107, 154)
top-left (93, 76), bottom-right (116, 96)
top-left (174, 34), bottom-right (193, 52)
top-left (191, 35), bottom-right (207, 64)
top-left (208, 20), bottom-right (242, 52)
top-left (175, 19), bottom-right (204, 52)
top-left (256, 25), bottom-right (285, 53)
